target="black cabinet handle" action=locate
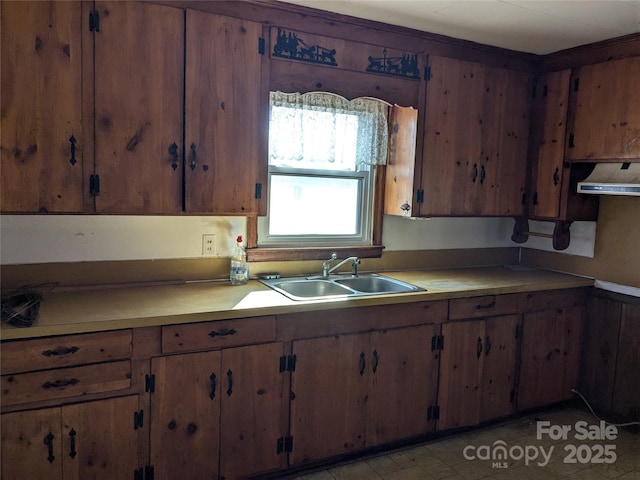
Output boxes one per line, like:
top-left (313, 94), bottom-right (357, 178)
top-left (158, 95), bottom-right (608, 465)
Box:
top-left (42, 346), bottom-right (79, 357)
top-left (209, 328), bottom-right (237, 338)
top-left (553, 167), bottom-right (560, 186)
top-left (209, 372), bottom-right (217, 400)
top-left (43, 432), bottom-right (55, 464)
top-left (68, 428), bottom-right (77, 459)
top-left (358, 352), bottom-right (366, 376)
top-left (226, 369), bottom-right (233, 396)
top-left (485, 336), bottom-right (492, 356)
top-left (69, 136), bottom-right (77, 166)
top-left (480, 165), bottom-right (486, 185)
top-left (189, 143), bottom-right (197, 171)
top-left (476, 337), bottom-right (483, 358)
top-left (372, 350), bottom-right (379, 374)
top-left (168, 143), bottom-right (179, 171)
top-left (42, 378), bottom-right (79, 389)
top-left (475, 300), bottom-right (496, 310)
top-left (472, 164), bottom-right (478, 183)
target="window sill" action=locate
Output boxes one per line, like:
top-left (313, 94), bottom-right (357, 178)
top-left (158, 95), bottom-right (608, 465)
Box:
top-left (246, 245), bottom-right (384, 262)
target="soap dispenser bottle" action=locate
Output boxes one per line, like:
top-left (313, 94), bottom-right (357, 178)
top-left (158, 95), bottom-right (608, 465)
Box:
top-left (230, 235), bottom-right (249, 285)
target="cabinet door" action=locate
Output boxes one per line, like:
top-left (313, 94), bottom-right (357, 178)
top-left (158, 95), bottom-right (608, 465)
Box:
top-left (185, 11), bottom-right (266, 214)
top-left (151, 351), bottom-right (221, 480)
top-left (437, 321), bottom-right (485, 430)
top-left (368, 325), bottom-right (440, 445)
top-left (566, 57), bottom-right (640, 160)
top-left (94, 1), bottom-right (184, 213)
top-left (61, 396), bottom-right (139, 480)
top-left (518, 306), bottom-right (585, 411)
top-left (0, 1), bottom-right (83, 213)
top-left (480, 315), bottom-right (519, 422)
top-left (220, 343), bottom-right (287, 479)
top-left (481, 67), bottom-right (530, 216)
top-left (1, 407), bottom-right (63, 480)
top-left (290, 334), bottom-right (369, 465)
top-left (420, 56), bottom-right (485, 216)
top-left (612, 303), bottom-right (640, 420)
top-left (530, 70), bottom-right (571, 219)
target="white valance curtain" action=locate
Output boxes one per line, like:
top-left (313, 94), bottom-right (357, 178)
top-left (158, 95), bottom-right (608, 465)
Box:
top-left (269, 91), bottom-right (389, 168)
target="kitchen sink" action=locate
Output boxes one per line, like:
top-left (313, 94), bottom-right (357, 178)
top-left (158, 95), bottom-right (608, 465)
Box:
top-left (260, 273), bottom-right (424, 301)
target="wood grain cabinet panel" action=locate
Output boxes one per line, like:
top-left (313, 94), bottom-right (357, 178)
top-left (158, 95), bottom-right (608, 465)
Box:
top-left (0, 0), bottom-right (83, 213)
top-left (1, 396), bottom-right (139, 480)
top-left (150, 343), bottom-right (286, 480)
top-left (94, 1), bottom-right (184, 214)
top-left (566, 56), bottom-right (640, 161)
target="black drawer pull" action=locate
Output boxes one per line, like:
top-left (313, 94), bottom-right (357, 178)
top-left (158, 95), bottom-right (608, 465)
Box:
top-left (475, 301), bottom-right (496, 310)
top-left (42, 346), bottom-right (79, 357)
top-left (226, 369), bottom-right (233, 396)
top-left (476, 337), bottom-right (483, 358)
top-left (485, 335), bottom-right (492, 356)
top-left (42, 378), bottom-right (79, 389)
top-left (358, 352), bottom-right (366, 376)
top-left (372, 350), bottom-right (379, 374)
top-left (209, 372), bottom-right (217, 400)
top-left (208, 328), bottom-right (237, 338)
top-left (68, 428), bottom-right (77, 459)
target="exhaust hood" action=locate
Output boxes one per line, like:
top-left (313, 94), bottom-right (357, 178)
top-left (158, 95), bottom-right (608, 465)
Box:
top-left (577, 162), bottom-right (640, 196)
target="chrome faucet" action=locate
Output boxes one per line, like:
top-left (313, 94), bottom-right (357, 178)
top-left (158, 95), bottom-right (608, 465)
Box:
top-left (322, 253), bottom-right (360, 278)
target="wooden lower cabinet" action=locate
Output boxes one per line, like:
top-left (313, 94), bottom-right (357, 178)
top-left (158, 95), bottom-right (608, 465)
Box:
top-left (150, 342), bottom-right (287, 480)
top-left (1, 395), bottom-right (140, 480)
top-left (289, 324), bottom-right (440, 466)
top-left (517, 305), bottom-right (586, 411)
top-left (437, 315), bottom-right (519, 430)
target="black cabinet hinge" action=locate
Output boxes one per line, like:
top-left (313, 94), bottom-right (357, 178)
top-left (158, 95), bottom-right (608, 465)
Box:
top-left (510, 389), bottom-right (516, 404)
top-left (145, 374), bottom-right (155, 393)
top-left (431, 334), bottom-right (444, 351)
top-left (258, 37), bottom-right (265, 55)
top-left (277, 436), bottom-right (294, 454)
top-left (89, 174), bottom-right (100, 196)
top-left (134, 410), bottom-right (144, 430)
top-left (515, 324), bottom-right (521, 340)
top-left (424, 66), bottom-right (431, 81)
top-left (135, 468), bottom-right (143, 480)
top-left (521, 192), bottom-right (527, 205)
top-left (573, 77), bottom-right (580, 92)
top-left (427, 405), bottom-right (440, 421)
top-left (417, 189), bottom-right (424, 204)
top-left (255, 183), bottom-right (262, 199)
top-left (89, 10), bottom-right (100, 32)
top-left (280, 354), bottom-right (297, 372)
top-left (533, 192), bottom-right (539, 205)
top-left (144, 465), bottom-right (154, 480)
top-left (568, 133), bottom-right (575, 148)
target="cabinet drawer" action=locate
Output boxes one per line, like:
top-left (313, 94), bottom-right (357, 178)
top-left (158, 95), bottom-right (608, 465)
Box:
top-left (1, 360), bottom-right (131, 407)
top-left (449, 294), bottom-right (519, 320)
top-left (1, 330), bottom-right (133, 375)
top-left (162, 316), bottom-right (276, 354)
top-left (518, 288), bottom-right (588, 313)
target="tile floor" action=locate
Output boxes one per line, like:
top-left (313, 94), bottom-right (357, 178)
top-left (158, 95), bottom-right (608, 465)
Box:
top-left (280, 408), bottom-right (639, 480)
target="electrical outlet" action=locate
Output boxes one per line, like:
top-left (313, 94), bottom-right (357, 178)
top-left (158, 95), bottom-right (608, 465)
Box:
top-left (202, 234), bottom-right (216, 257)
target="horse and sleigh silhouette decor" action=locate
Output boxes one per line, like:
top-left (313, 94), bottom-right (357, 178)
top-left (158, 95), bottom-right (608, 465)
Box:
top-left (273, 27), bottom-right (338, 66)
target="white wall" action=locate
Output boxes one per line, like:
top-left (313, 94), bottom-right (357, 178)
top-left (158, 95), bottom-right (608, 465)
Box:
top-left (0, 214), bottom-right (595, 265)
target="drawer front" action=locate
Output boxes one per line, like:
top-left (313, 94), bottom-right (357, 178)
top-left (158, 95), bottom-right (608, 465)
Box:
top-left (518, 288), bottom-right (588, 313)
top-left (449, 294), bottom-right (520, 320)
top-left (1, 360), bottom-right (131, 407)
top-left (1, 330), bottom-right (133, 375)
top-left (162, 316), bottom-right (277, 354)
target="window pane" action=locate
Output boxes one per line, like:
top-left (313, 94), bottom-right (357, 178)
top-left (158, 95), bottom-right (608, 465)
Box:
top-left (269, 175), bottom-right (360, 235)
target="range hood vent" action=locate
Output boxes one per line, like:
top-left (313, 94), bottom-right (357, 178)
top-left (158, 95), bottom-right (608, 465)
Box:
top-left (577, 162), bottom-right (640, 196)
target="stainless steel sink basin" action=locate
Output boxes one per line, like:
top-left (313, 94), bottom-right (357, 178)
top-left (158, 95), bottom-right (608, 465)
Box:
top-left (260, 273), bottom-right (424, 301)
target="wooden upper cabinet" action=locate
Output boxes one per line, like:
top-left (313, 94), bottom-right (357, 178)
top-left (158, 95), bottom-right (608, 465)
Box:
top-left (530, 69), bottom-right (571, 219)
top-left (420, 56), bottom-right (485, 216)
top-left (416, 56), bottom-right (529, 217)
top-left (94, 1), bottom-right (184, 214)
top-left (566, 56), bottom-right (640, 161)
top-left (481, 66), bottom-right (530, 216)
top-left (185, 11), bottom-right (267, 215)
top-left (0, 1), bottom-right (83, 213)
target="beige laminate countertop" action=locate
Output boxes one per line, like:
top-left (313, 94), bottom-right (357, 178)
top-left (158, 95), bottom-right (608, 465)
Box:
top-left (0, 266), bottom-right (594, 340)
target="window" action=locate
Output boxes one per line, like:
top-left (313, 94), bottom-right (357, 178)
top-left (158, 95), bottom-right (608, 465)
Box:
top-left (258, 91), bottom-right (389, 248)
